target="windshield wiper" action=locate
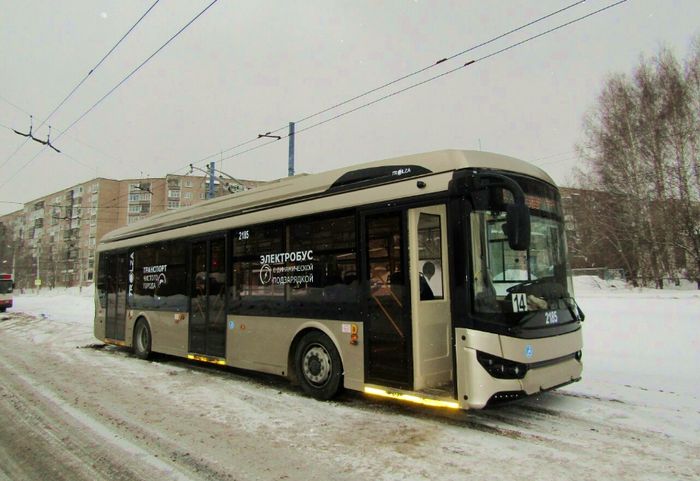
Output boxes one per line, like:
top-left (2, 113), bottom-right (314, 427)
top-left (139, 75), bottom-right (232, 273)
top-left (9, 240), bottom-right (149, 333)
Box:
top-left (506, 276), bottom-right (565, 298)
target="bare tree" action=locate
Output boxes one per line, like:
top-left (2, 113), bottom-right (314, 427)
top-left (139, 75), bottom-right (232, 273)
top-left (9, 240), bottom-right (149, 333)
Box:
top-left (576, 39), bottom-right (700, 288)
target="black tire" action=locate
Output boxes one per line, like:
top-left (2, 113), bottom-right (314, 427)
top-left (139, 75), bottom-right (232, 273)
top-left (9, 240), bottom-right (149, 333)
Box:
top-left (294, 331), bottom-right (343, 400)
top-left (133, 318), bottom-right (152, 360)
top-left (0, 307), bottom-right (6, 313)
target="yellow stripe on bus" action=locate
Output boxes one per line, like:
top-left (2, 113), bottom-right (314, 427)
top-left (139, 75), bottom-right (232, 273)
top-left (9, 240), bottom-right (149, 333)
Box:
top-left (364, 386), bottom-right (460, 409)
top-left (187, 354), bottom-right (226, 366)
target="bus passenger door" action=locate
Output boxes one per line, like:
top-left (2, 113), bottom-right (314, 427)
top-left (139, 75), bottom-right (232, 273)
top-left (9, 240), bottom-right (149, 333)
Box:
top-left (105, 253), bottom-right (127, 341)
top-left (189, 237), bottom-right (227, 358)
top-left (408, 205), bottom-right (453, 393)
top-left (361, 211), bottom-right (413, 389)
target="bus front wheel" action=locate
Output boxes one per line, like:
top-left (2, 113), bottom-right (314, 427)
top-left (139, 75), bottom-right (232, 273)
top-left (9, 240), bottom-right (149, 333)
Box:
top-left (295, 331), bottom-right (343, 401)
top-left (133, 319), bottom-right (152, 360)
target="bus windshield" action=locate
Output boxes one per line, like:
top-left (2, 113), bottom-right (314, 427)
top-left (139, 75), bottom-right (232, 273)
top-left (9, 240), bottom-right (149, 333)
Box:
top-left (470, 178), bottom-right (574, 320)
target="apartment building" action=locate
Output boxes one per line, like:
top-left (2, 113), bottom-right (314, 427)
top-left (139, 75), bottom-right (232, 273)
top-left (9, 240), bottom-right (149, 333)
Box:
top-left (0, 174), bottom-right (261, 288)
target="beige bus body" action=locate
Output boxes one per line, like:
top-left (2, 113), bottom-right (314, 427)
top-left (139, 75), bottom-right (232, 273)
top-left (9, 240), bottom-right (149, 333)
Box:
top-left (95, 150), bottom-right (582, 410)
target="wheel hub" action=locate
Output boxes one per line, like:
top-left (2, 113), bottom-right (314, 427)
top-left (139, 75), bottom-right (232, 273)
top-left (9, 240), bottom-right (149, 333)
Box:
top-left (303, 345), bottom-right (331, 386)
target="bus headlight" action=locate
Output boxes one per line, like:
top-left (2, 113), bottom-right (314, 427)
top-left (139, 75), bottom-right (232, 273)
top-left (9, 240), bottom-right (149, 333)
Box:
top-left (476, 351), bottom-right (528, 380)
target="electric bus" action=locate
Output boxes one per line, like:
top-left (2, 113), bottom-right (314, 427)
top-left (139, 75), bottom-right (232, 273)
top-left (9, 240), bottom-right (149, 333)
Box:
top-left (94, 150), bottom-right (583, 409)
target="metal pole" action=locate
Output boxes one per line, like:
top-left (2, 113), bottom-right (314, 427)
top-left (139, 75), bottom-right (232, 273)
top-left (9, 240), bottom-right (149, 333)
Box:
top-left (288, 122), bottom-right (295, 177)
top-left (36, 244), bottom-right (40, 291)
top-left (208, 161), bottom-right (216, 199)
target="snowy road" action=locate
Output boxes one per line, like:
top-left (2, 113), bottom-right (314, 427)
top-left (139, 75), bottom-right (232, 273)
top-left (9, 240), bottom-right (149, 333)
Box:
top-left (1, 282), bottom-right (699, 480)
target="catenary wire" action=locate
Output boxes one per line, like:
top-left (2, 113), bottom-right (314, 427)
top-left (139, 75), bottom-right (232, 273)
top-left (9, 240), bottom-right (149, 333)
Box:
top-left (180, 0), bottom-right (590, 173)
top-left (53, 0), bottom-right (219, 143)
top-left (1, 1), bottom-right (161, 170)
top-left (37, 0), bottom-right (162, 135)
top-left (0, 0), bottom-right (219, 191)
top-left (0, 94), bottom-right (32, 117)
top-left (213, 0), bottom-right (629, 165)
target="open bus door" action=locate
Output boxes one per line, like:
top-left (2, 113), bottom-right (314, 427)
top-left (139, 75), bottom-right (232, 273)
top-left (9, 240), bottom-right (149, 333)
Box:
top-left (407, 205), bottom-right (453, 395)
top-left (362, 210), bottom-right (413, 389)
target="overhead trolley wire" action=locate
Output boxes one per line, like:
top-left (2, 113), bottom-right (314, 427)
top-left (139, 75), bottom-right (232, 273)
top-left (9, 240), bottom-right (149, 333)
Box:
top-left (39, 0), bottom-right (162, 134)
top-left (54, 0), bottom-right (219, 144)
top-left (0, 94), bottom-right (32, 117)
top-left (180, 0), bottom-right (589, 173)
top-left (0, 1), bottom-right (161, 171)
top-left (210, 0), bottom-right (629, 165)
top-left (0, 0), bottom-right (220, 190)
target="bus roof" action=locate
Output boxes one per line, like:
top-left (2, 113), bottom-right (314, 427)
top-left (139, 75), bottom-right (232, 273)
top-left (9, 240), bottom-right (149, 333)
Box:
top-left (100, 149), bottom-right (554, 246)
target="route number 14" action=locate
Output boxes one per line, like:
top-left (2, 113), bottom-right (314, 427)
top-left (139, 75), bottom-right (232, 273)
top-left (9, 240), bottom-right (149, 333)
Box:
top-left (512, 293), bottom-right (528, 313)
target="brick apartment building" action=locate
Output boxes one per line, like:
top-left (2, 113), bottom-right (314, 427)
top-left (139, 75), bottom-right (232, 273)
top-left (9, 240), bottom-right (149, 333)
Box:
top-left (0, 174), bottom-right (261, 289)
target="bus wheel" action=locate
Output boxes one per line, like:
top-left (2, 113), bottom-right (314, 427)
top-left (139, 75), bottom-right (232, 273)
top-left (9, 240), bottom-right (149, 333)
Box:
top-left (295, 331), bottom-right (343, 401)
top-left (133, 319), bottom-right (152, 360)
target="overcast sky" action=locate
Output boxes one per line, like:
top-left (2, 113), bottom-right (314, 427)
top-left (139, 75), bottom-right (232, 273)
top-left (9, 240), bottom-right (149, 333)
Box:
top-left (1, 0), bottom-right (699, 216)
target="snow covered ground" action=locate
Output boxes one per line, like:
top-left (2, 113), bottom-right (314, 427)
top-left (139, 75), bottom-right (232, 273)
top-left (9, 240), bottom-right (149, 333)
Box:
top-left (2, 277), bottom-right (699, 480)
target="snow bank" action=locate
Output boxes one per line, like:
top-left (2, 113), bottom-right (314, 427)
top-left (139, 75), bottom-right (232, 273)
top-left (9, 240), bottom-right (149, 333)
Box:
top-left (568, 275), bottom-right (700, 439)
top-left (12, 284), bottom-right (95, 326)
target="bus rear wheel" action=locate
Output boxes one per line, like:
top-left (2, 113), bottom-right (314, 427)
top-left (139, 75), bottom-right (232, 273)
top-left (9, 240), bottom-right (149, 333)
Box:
top-left (295, 331), bottom-right (343, 401)
top-left (133, 319), bottom-right (152, 360)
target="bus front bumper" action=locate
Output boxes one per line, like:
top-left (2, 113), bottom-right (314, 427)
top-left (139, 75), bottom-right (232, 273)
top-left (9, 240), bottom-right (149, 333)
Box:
top-left (455, 328), bottom-right (583, 409)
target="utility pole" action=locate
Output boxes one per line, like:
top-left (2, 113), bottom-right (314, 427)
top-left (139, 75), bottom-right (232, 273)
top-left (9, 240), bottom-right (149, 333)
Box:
top-left (288, 122), bottom-right (295, 177)
top-left (35, 244), bottom-right (41, 291)
top-left (208, 162), bottom-right (216, 200)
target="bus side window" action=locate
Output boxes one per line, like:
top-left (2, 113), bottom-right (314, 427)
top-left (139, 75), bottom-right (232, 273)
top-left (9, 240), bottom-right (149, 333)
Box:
top-left (417, 213), bottom-right (443, 300)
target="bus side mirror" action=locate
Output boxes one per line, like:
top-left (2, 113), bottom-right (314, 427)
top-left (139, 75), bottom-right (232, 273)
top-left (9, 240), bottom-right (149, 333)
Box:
top-left (503, 203), bottom-right (530, 251)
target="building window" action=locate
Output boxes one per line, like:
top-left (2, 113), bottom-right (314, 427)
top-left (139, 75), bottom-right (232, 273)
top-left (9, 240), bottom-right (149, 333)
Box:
top-left (167, 201), bottom-right (180, 210)
top-left (183, 192), bottom-right (193, 200)
top-left (128, 193), bottom-right (151, 202)
top-left (168, 190), bottom-right (181, 199)
top-left (185, 179), bottom-right (193, 187)
top-left (200, 193), bottom-right (206, 200)
top-left (129, 205), bottom-right (141, 213)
